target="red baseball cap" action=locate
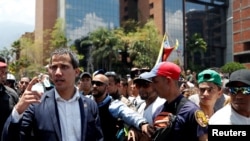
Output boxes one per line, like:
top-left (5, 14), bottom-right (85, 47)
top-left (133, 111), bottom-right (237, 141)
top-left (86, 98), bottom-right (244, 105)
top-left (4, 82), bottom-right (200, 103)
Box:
top-left (143, 62), bottom-right (181, 80)
top-left (0, 62), bottom-right (7, 68)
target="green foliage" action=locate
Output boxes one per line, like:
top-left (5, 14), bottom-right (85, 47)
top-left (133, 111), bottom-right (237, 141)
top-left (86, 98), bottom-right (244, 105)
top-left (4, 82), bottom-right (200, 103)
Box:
top-left (49, 18), bottom-right (68, 49)
top-left (11, 40), bottom-right (21, 60)
top-left (128, 20), bottom-right (161, 68)
top-left (74, 20), bottom-right (161, 75)
top-left (186, 33), bottom-right (207, 52)
top-left (6, 18), bottom-right (69, 79)
top-left (88, 27), bottom-right (121, 70)
top-left (8, 57), bottom-right (32, 79)
top-left (221, 62), bottom-right (246, 74)
top-left (120, 19), bottom-right (139, 33)
top-left (186, 33), bottom-right (207, 71)
top-left (0, 47), bottom-right (12, 63)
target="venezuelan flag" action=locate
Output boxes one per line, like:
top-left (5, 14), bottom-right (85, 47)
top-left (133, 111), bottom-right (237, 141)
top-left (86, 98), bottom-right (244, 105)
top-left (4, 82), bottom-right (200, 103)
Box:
top-left (155, 33), bottom-right (178, 65)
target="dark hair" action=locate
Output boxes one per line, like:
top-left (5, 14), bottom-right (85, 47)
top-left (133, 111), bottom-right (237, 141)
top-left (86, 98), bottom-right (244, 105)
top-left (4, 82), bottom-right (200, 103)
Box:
top-left (120, 78), bottom-right (128, 86)
top-left (49, 47), bottom-right (79, 69)
top-left (105, 71), bottom-right (120, 84)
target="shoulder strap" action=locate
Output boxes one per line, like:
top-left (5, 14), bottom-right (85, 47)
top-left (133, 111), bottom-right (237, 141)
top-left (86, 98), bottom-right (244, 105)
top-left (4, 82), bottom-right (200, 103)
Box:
top-left (176, 97), bottom-right (188, 114)
top-left (152, 97), bottom-right (188, 141)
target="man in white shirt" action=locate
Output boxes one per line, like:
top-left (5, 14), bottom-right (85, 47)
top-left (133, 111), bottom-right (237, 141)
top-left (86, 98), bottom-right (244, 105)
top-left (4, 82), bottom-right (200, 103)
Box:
top-left (2, 48), bottom-right (103, 141)
top-left (133, 72), bottom-right (166, 125)
top-left (209, 69), bottom-right (250, 125)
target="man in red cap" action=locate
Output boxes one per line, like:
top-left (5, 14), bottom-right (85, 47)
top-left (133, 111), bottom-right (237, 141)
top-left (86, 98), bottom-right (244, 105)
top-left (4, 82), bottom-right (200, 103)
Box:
top-left (143, 61), bottom-right (208, 141)
top-left (0, 60), bottom-right (19, 136)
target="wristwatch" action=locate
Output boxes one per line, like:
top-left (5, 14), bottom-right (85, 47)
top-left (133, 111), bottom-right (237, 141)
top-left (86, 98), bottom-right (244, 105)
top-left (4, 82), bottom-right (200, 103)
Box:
top-left (139, 121), bottom-right (148, 129)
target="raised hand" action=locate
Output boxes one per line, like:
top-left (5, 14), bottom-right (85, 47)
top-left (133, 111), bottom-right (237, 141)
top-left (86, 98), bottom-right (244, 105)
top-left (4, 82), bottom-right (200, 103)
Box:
top-left (15, 77), bottom-right (43, 114)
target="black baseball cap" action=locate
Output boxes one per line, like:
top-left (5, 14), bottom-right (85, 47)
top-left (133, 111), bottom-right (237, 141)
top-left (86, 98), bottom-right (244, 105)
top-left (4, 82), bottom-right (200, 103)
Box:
top-left (133, 72), bottom-right (152, 84)
top-left (226, 69), bottom-right (250, 87)
top-left (80, 72), bottom-right (92, 79)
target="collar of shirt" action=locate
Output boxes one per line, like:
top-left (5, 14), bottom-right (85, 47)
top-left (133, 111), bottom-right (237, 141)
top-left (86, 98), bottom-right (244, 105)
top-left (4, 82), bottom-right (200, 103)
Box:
top-left (55, 87), bottom-right (80, 102)
top-left (162, 95), bottom-right (184, 113)
top-left (98, 94), bottom-right (112, 107)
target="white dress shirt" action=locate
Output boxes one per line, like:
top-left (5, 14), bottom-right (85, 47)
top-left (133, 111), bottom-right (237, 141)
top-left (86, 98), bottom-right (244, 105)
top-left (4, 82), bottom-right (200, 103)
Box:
top-left (55, 89), bottom-right (81, 141)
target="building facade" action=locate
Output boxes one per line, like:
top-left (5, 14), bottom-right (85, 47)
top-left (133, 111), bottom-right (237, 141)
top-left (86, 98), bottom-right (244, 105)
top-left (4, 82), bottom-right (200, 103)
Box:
top-left (34, 0), bottom-right (249, 69)
top-left (120, 0), bottom-right (234, 69)
top-left (35, 0), bottom-right (119, 59)
top-left (233, 0), bottom-right (250, 68)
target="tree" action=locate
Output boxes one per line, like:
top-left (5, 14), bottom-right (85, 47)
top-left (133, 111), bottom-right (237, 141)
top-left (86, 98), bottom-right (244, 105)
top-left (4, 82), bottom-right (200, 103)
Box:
top-left (221, 62), bottom-right (246, 75)
top-left (42, 18), bottom-right (69, 64)
top-left (49, 18), bottom-right (68, 49)
top-left (0, 47), bottom-right (12, 63)
top-left (88, 27), bottom-right (121, 71)
top-left (10, 40), bottom-right (21, 60)
top-left (127, 20), bottom-right (160, 68)
top-left (75, 20), bottom-right (161, 75)
top-left (186, 33), bottom-right (207, 71)
top-left (7, 18), bottom-right (68, 78)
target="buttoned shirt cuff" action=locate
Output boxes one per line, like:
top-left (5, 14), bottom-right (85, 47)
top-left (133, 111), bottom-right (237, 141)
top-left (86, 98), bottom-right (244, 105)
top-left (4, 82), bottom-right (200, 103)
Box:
top-left (11, 107), bottom-right (23, 123)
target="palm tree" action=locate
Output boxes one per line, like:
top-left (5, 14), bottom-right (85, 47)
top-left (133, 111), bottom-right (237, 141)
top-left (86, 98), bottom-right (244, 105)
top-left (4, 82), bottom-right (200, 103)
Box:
top-left (83, 28), bottom-right (121, 71)
top-left (11, 40), bottom-right (21, 60)
top-left (186, 33), bottom-right (207, 70)
top-left (0, 47), bottom-right (12, 63)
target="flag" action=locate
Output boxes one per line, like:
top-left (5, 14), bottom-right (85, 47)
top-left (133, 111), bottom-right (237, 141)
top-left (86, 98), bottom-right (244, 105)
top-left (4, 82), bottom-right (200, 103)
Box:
top-left (155, 33), bottom-right (177, 65)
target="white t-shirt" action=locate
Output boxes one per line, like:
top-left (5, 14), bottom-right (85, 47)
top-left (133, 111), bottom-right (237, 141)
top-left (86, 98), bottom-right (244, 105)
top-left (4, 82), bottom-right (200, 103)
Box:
top-left (188, 93), bottom-right (230, 111)
top-left (209, 104), bottom-right (250, 125)
top-left (137, 97), bottom-right (166, 125)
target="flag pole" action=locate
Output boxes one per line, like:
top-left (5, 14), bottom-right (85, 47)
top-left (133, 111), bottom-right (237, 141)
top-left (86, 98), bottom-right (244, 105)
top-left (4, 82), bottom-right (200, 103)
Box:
top-left (155, 32), bottom-right (167, 65)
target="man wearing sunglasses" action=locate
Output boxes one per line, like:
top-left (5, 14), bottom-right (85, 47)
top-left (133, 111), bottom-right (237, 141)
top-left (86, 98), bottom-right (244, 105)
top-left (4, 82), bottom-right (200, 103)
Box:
top-left (90, 74), bottom-right (154, 141)
top-left (209, 69), bottom-right (250, 124)
top-left (133, 72), bottom-right (166, 125)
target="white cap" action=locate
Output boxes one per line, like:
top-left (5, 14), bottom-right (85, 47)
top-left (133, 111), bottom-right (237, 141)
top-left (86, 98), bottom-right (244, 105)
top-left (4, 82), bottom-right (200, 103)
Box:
top-left (7, 73), bottom-right (16, 81)
top-left (186, 81), bottom-right (195, 88)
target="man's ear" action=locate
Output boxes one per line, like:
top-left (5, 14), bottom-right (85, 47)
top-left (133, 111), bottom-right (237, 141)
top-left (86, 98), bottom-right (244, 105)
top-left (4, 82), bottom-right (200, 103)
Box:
top-left (75, 68), bottom-right (81, 77)
top-left (218, 87), bottom-right (224, 97)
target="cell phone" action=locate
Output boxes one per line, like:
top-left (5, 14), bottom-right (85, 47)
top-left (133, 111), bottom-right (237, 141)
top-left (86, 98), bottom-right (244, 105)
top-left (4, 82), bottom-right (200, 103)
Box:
top-left (31, 83), bottom-right (44, 93)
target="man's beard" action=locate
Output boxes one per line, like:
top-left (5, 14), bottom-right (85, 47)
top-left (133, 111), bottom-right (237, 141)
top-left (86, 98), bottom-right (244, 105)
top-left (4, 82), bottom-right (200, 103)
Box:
top-left (92, 90), bottom-right (105, 98)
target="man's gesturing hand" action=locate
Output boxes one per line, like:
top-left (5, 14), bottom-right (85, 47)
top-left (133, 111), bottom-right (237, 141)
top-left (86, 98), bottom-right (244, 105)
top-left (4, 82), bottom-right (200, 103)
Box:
top-left (15, 77), bottom-right (43, 114)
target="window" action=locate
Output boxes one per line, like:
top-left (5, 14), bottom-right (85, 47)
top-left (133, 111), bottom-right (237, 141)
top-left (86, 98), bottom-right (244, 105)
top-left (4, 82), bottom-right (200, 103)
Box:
top-left (150, 3), bottom-right (154, 9)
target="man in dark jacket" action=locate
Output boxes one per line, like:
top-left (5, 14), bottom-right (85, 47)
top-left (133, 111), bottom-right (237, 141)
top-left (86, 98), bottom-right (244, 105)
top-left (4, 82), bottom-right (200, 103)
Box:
top-left (1, 48), bottom-right (103, 141)
top-left (0, 61), bottom-right (19, 137)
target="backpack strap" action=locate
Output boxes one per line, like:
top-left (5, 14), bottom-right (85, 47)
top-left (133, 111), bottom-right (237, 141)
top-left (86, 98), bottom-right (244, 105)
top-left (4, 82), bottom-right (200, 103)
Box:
top-left (152, 96), bottom-right (188, 141)
top-left (175, 97), bottom-right (188, 114)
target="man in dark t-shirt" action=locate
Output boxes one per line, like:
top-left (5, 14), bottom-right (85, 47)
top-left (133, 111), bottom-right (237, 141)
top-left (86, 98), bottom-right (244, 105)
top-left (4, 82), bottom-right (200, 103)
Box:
top-left (143, 62), bottom-right (208, 141)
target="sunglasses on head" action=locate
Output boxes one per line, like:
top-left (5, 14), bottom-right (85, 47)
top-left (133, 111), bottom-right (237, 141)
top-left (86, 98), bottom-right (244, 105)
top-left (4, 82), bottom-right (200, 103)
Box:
top-left (92, 81), bottom-right (105, 86)
top-left (229, 87), bottom-right (250, 95)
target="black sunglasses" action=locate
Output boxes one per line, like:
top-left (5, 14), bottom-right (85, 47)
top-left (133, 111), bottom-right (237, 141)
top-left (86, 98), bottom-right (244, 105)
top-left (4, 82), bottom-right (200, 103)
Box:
top-left (92, 81), bottom-right (105, 86)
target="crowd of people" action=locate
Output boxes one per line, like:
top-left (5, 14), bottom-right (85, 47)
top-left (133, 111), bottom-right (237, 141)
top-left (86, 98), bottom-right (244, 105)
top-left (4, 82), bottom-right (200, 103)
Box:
top-left (0, 47), bottom-right (250, 141)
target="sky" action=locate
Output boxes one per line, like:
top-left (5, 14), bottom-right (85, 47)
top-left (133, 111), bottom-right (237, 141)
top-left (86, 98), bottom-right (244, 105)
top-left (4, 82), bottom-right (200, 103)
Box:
top-left (0, 0), bottom-right (35, 49)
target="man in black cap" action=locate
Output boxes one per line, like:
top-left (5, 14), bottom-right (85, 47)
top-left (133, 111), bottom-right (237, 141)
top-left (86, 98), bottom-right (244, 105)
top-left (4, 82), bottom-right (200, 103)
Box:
top-left (209, 69), bottom-right (250, 124)
top-left (78, 72), bottom-right (92, 95)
